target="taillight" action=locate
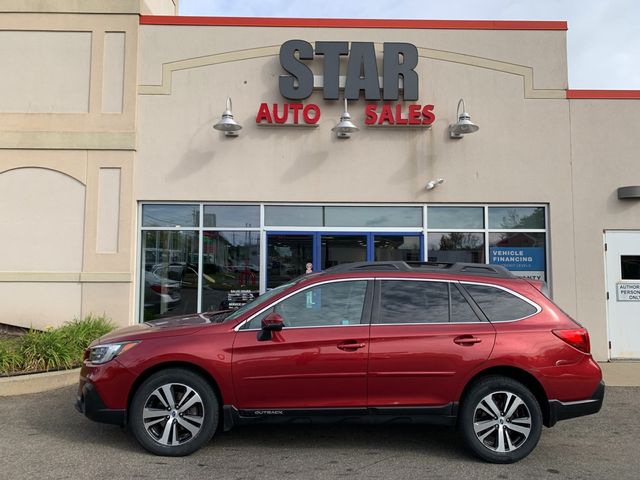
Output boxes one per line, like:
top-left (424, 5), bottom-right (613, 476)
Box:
top-left (552, 328), bottom-right (590, 354)
top-left (150, 284), bottom-right (166, 294)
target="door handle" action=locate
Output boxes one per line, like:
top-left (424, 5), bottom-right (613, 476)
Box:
top-left (453, 335), bottom-right (482, 346)
top-left (337, 341), bottom-right (366, 351)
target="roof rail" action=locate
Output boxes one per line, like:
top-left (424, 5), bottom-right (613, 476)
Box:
top-left (323, 261), bottom-right (517, 278)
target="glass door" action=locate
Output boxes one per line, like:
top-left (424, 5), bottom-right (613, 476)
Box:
top-left (267, 232), bottom-right (423, 289)
top-left (266, 233), bottom-right (314, 289)
top-left (319, 234), bottom-right (368, 270)
top-left (373, 234), bottom-right (422, 262)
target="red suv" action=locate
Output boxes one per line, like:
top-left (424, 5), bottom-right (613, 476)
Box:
top-left (75, 261), bottom-right (604, 463)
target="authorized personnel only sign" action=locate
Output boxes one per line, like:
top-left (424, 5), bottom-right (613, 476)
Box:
top-left (616, 282), bottom-right (640, 301)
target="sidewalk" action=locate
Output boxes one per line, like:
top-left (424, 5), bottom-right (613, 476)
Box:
top-left (599, 362), bottom-right (640, 386)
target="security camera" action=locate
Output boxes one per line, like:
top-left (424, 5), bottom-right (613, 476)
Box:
top-left (426, 178), bottom-right (445, 190)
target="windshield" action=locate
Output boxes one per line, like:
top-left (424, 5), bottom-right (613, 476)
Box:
top-left (223, 279), bottom-right (299, 322)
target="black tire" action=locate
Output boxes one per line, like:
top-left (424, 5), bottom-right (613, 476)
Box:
top-left (129, 368), bottom-right (219, 456)
top-left (459, 376), bottom-right (542, 463)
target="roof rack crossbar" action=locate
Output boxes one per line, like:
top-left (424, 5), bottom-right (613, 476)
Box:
top-left (323, 261), bottom-right (517, 278)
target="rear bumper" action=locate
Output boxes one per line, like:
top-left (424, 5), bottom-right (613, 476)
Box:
top-left (547, 380), bottom-right (605, 427)
top-left (75, 381), bottom-right (126, 426)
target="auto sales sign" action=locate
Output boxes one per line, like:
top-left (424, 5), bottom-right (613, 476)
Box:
top-left (255, 40), bottom-right (435, 127)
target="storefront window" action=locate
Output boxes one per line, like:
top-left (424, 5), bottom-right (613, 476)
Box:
top-left (141, 230), bottom-right (199, 321)
top-left (488, 232), bottom-right (547, 281)
top-left (427, 206), bottom-right (484, 229)
top-left (203, 205), bottom-right (259, 228)
top-left (265, 206), bottom-right (323, 226)
top-left (427, 232), bottom-right (485, 263)
top-left (142, 204), bottom-right (199, 227)
top-left (265, 205), bottom-right (422, 227)
top-left (201, 231), bottom-right (260, 312)
top-left (488, 207), bottom-right (545, 229)
top-left (374, 235), bottom-right (421, 261)
top-left (321, 235), bottom-right (367, 269)
top-left (267, 234), bottom-right (314, 289)
top-left (324, 206), bottom-right (422, 227)
top-left (138, 203), bottom-right (549, 321)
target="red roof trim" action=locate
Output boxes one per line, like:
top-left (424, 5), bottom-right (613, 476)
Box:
top-left (567, 90), bottom-right (640, 99)
top-left (139, 16), bottom-right (567, 30)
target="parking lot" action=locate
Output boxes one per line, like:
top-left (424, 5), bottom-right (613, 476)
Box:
top-left (1, 385), bottom-right (639, 479)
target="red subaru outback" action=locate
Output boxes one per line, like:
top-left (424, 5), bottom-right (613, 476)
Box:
top-left (75, 262), bottom-right (604, 463)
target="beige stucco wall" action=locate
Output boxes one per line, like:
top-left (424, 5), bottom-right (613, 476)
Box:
top-left (569, 100), bottom-right (640, 360)
top-left (0, 4), bottom-right (141, 329)
top-left (136, 23), bottom-right (640, 361)
top-left (136, 24), bottom-right (576, 320)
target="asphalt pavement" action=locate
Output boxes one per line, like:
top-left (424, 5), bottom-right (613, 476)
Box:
top-left (1, 385), bottom-right (638, 480)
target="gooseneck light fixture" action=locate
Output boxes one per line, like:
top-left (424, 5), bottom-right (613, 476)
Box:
top-left (449, 98), bottom-right (479, 139)
top-left (213, 97), bottom-right (242, 137)
top-left (332, 98), bottom-right (359, 139)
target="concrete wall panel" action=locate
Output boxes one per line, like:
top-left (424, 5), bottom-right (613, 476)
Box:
top-left (0, 283), bottom-right (81, 330)
top-left (0, 30), bottom-right (91, 113)
top-left (0, 167), bottom-right (85, 271)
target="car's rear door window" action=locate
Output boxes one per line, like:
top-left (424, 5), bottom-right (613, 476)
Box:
top-left (461, 283), bottom-right (538, 321)
top-left (377, 280), bottom-right (483, 324)
top-left (450, 284), bottom-right (481, 323)
top-left (377, 280), bottom-right (449, 323)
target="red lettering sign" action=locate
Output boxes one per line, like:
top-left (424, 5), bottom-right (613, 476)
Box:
top-left (256, 103), bottom-right (321, 126)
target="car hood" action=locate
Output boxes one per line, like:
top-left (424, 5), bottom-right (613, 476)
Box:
top-left (92, 313), bottom-right (225, 345)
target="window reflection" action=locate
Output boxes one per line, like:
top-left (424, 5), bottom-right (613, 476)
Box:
top-left (325, 206), bottom-right (422, 227)
top-left (427, 207), bottom-right (484, 229)
top-left (201, 231), bottom-right (260, 312)
top-left (142, 204), bottom-right (199, 227)
top-left (141, 231), bottom-right (199, 321)
top-left (379, 281), bottom-right (449, 323)
top-left (427, 232), bottom-right (485, 263)
top-left (488, 207), bottom-right (545, 229)
top-left (374, 235), bottom-right (420, 261)
top-left (203, 205), bottom-right (259, 228)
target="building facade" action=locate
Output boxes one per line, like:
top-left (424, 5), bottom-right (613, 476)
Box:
top-left (0, 0), bottom-right (639, 363)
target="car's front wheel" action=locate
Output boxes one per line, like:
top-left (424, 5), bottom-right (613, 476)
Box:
top-left (130, 368), bottom-right (219, 456)
top-left (459, 376), bottom-right (542, 463)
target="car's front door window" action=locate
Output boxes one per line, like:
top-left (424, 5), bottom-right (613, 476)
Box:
top-left (243, 280), bottom-right (368, 329)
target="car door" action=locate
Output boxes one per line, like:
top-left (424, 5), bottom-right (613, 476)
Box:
top-left (367, 278), bottom-right (496, 408)
top-left (232, 279), bottom-right (373, 409)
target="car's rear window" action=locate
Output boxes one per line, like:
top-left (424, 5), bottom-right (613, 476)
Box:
top-left (461, 283), bottom-right (538, 322)
top-left (377, 280), bottom-right (482, 324)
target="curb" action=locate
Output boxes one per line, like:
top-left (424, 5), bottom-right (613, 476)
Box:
top-left (0, 368), bottom-right (80, 396)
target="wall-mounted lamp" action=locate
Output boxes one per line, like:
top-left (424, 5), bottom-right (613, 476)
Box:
top-left (426, 178), bottom-right (445, 191)
top-left (449, 98), bottom-right (479, 139)
top-left (332, 98), bottom-right (359, 139)
top-left (213, 97), bottom-right (242, 137)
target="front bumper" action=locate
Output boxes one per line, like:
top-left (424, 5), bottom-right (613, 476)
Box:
top-left (75, 381), bottom-right (126, 426)
top-left (547, 380), bottom-right (605, 427)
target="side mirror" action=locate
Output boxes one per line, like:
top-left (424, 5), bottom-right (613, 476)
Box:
top-left (257, 312), bottom-right (284, 341)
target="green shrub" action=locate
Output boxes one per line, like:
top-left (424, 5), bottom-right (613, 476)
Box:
top-left (0, 338), bottom-right (22, 374)
top-left (0, 314), bottom-right (114, 375)
top-left (57, 314), bottom-right (114, 357)
top-left (20, 328), bottom-right (76, 371)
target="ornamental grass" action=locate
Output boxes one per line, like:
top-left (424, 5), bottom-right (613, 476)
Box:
top-left (0, 314), bottom-right (114, 376)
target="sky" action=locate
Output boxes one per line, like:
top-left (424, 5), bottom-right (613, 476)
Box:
top-left (178, 0), bottom-right (640, 90)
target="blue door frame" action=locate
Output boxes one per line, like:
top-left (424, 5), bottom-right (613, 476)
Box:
top-left (267, 232), bottom-right (424, 284)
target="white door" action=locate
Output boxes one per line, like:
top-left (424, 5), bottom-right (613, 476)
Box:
top-left (605, 231), bottom-right (640, 359)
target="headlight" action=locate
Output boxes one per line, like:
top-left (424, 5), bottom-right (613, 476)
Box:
top-left (88, 341), bottom-right (139, 365)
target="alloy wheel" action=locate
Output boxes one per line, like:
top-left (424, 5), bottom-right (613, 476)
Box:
top-left (472, 390), bottom-right (532, 453)
top-left (142, 383), bottom-right (205, 446)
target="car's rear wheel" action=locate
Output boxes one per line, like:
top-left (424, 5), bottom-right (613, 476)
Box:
top-left (459, 376), bottom-right (542, 463)
top-left (130, 368), bottom-right (218, 456)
